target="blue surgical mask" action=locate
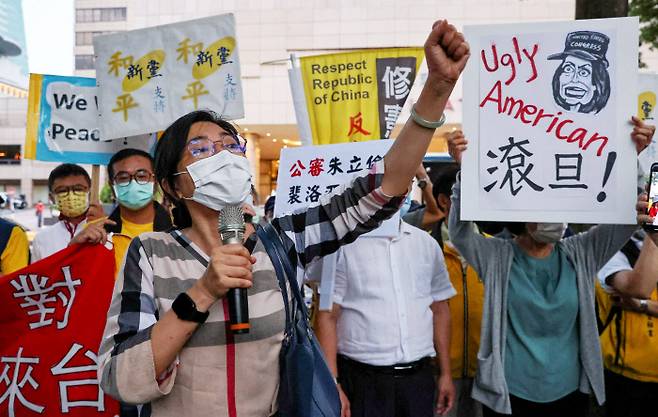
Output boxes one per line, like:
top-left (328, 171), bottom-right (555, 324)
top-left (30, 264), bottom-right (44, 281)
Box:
top-left (113, 181), bottom-right (154, 210)
top-left (399, 195), bottom-right (412, 217)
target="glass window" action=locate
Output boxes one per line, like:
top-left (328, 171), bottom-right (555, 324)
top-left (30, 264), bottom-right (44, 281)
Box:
top-left (75, 9), bottom-right (84, 23)
top-left (101, 8), bottom-right (112, 21)
top-left (0, 146), bottom-right (21, 165)
top-left (75, 55), bottom-right (95, 70)
top-left (93, 9), bottom-right (101, 22)
top-left (84, 9), bottom-right (92, 22)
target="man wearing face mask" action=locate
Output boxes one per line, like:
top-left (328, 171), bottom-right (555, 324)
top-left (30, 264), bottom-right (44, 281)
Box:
top-left (71, 149), bottom-right (172, 271)
top-left (32, 163), bottom-right (103, 261)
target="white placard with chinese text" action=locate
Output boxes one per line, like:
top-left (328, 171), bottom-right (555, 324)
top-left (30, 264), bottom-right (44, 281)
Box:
top-left (94, 13), bottom-right (244, 139)
top-left (462, 17), bottom-right (638, 224)
top-left (275, 140), bottom-right (399, 237)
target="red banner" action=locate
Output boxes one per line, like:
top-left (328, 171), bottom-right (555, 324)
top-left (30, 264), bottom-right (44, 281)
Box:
top-left (0, 243), bottom-right (120, 417)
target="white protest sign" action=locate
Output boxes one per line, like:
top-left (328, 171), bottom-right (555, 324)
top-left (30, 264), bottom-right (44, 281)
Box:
top-left (275, 140), bottom-right (399, 237)
top-left (462, 17), bottom-right (638, 224)
top-left (27, 74), bottom-right (155, 165)
top-left (637, 72), bottom-right (658, 176)
top-left (94, 13), bottom-right (244, 139)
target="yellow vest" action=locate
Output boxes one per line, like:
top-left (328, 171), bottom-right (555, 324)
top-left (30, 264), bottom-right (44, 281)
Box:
top-left (596, 281), bottom-right (658, 382)
top-left (444, 242), bottom-right (484, 379)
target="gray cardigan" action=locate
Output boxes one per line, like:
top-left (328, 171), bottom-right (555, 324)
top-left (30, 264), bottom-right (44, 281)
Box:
top-left (448, 176), bottom-right (636, 414)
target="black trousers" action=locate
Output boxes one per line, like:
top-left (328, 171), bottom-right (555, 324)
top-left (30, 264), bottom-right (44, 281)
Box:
top-left (604, 370), bottom-right (658, 417)
top-left (482, 391), bottom-right (588, 417)
top-left (337, 355), bottom-right (436, 417)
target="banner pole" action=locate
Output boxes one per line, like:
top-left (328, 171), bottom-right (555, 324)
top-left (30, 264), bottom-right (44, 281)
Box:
top-left (91, 164), bottom-right (101, 204)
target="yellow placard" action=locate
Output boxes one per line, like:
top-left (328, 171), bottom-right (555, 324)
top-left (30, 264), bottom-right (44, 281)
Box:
top-left (638, 91), bottom-right (656, 122)
top-left (24, 73), bottom-right (43, 159)
top-left (300, 48), bottom-right (424, 145)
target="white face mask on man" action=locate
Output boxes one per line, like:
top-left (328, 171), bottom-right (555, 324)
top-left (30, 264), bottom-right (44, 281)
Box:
top-left (175, 150), bottom-right (253, 212)
top-left (528, 222), bottom-right (568, 244)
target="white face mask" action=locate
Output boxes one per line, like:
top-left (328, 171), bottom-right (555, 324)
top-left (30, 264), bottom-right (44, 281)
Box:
top-left (176, 150), bottom-right (253, 212)
top-left (529, 222), bottom-right (568, 244)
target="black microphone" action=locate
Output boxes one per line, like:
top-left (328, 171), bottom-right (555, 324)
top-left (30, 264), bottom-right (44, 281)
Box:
top-left (219, 205), bottom-right (250, 334)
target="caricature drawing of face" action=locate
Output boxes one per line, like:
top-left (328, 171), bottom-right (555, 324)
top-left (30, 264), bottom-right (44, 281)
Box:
top-left (558, 55), bottom-right (595, 108)
top-left (548, 31), bottom-right (611, 115)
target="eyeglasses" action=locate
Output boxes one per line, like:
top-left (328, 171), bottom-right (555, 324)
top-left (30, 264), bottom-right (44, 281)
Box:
top-left (113, 169), bottom-right (154, 187)
top-left (53, 185), bottom-right (88, 197)
top-left (187, 132), bottom-right (247, 160)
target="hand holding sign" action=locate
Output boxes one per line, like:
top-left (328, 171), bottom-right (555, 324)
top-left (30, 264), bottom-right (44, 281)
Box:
top-left (631, 116), bottom-right (656, 154)
top-left (424, 20), bottom-right (470, 94)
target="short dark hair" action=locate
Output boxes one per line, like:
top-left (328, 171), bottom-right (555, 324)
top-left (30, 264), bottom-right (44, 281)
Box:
top-left (432, 165), bottom-right (460, 203)
top-left (48, 163), bottom-right (91, 191)
top-left (107, 148), bottom-right (154, 181)
top-left (155, 110), bottom-right (238, 229)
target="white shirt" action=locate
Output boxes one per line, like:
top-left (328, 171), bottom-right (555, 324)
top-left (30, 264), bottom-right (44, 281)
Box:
top-left (597, 235), bottom-right (643, 293)
top-left (333, 221), bottom-right (455, 366)
top-left (31, 219), bottom-right (87, 262)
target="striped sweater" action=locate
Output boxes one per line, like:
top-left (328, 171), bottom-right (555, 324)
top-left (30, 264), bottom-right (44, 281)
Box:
top-left (98, 160), bottom-right (402, 417)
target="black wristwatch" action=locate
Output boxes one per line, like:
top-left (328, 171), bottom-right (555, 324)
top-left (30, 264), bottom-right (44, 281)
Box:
top-left (172, 293), bottom-right (210, 323)
top-left (417, 178), bottom-right (429, 190)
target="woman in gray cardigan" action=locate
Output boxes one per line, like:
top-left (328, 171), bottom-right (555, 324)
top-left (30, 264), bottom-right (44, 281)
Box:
top-left (445, 125), bottom-right (653, 416)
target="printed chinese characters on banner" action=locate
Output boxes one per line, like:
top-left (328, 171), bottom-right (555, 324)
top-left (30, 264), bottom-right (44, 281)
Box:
top-left (461, 17), bottom-right (639, 224)
top-left (637, 73), bottom-right (658, 176)
top-left (299, 48), bottom-right (424, 145)
top-left (0, 244), bottom-right (119, 417)
top-left (94, 13), bottom-right (244, 139)
top-left (275, 140), bottom-right (399, 237)
top-left (25, 74), bottom-right (155, 165)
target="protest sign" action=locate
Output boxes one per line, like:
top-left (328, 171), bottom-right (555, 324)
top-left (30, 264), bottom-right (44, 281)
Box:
top-left (637, 72), bottom-right (658, 176)
top-left (0, 244), bottom-right (119, 417)
top-left (275, 140), bottom-right (399, 236)
top-left (94, 13), bottom-right (244, 139)
top-left (462, 17), bottom-right (638, 224)
top-left (25, 73), bottom-right (155, 165)
top-left (299, 48), bottom-right (424, 145)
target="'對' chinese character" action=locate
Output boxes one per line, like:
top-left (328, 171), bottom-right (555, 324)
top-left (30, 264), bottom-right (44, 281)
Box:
top-left (549, 154), bottom-right (587, 189)
top-left (107, 51), bottom-right (133, 77)
top-left (381, 66), bottom-right (412, 100)
top-left (176, 38), bottom-right (203, 64)
top-left (347, 112), bottom-right (371, 137)
top-left (50, 343), bottom-right (105, 412)
top-left (306, 185), bottom-right (322, 203)
top-left (308, 158), bottom-right (325, 177)
top-left (10, 266), bottom-right (81, 330)
top-left (0, 347), bottom-right (44, 417)
top-left (289, 160), bottom-right (306, 178)
top-left (484, 136), bottom-right (544, 196)
top-left (182, 81), bottom-right (209, 110)
top-left (112, 93), bottom-right (139, 122)
top-left (288, 186), bottom-right (302, 204)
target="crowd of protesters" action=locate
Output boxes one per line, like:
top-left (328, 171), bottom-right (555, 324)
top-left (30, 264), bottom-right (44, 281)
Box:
top-left (2, 20), bottom-right (658, 417)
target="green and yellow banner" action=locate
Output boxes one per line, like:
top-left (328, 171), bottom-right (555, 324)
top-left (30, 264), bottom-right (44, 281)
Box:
top-left (300, 48), bottom-right (424, 145)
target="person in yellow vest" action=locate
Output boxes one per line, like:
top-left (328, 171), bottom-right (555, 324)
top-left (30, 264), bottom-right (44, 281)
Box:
top-left (596, 230), bottom-right (658, 417)
top-left (71, 149), bottom-right (172, 272)
top-left (432, 163), bottom-right (485, 417)
top-left (0, 196), bottom-right (29, 275)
